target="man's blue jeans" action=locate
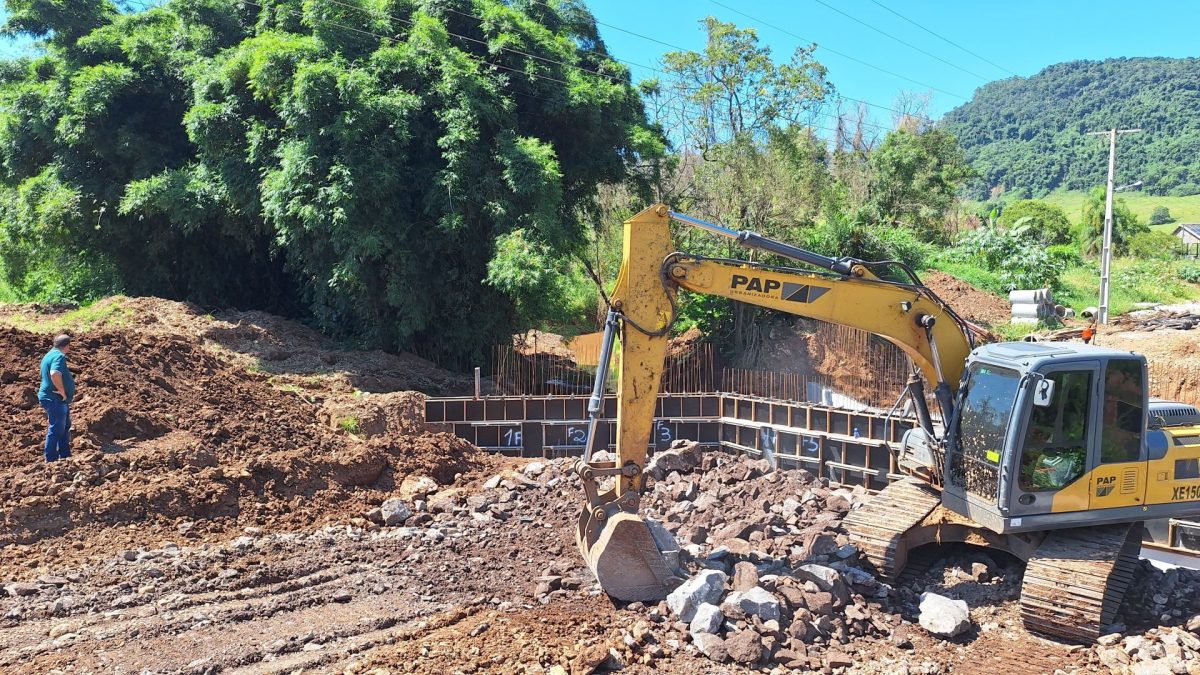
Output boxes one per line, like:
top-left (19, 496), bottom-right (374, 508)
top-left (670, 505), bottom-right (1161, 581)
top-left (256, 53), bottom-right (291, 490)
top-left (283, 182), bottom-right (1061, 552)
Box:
top-left (40, 399), bottom-right (71, 462)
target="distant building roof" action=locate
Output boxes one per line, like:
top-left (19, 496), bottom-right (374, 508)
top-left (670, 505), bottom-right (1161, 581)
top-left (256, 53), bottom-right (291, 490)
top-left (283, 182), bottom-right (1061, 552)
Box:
top-left (1173, 223), bottom-right (1200, 239)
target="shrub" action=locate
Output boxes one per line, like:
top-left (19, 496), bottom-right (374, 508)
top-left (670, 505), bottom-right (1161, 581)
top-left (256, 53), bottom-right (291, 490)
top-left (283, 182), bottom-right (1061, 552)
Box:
top-left (1178, 262), bottom-right (1200, 284)
top-left (996, 199), bottom-right (1072, 244)
top-left (1127, 231), bottom-right (1179, 261)
top-left (1149, 206), bottom-right (1174, 225)
top-left (952, 225), bottom-right (1062, 292)
top-left (797, 215), bottom-right (933, 271)
top-left (1046, 243), bottom-right (1084, 268)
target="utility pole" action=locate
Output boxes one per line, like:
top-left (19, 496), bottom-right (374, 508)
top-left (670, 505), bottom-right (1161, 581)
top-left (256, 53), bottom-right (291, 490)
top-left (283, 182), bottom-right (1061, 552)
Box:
top-left (1087, 127), bottom-right (1141, 324)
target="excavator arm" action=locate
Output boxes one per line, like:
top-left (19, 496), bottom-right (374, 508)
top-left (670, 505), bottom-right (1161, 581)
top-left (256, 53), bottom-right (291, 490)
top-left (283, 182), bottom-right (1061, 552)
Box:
top-left (575, 204), bottom-right (975, 601)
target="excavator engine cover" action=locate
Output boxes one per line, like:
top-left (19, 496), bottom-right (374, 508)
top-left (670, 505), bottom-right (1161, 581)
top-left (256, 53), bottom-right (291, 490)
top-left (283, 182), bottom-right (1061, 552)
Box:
top-left (576, 491), bottom-right (682, 602)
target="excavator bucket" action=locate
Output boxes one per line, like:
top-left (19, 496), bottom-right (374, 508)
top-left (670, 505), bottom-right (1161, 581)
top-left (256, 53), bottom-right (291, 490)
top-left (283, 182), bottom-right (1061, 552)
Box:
top-left (576, 496), bottom-right (682, 602)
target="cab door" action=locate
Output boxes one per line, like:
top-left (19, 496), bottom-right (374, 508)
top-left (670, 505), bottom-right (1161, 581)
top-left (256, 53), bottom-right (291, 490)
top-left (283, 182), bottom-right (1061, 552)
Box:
top-left (1009, 362), bottom-right (1100, 516)
top-left (1086, 358), bottom-right (1148, 510)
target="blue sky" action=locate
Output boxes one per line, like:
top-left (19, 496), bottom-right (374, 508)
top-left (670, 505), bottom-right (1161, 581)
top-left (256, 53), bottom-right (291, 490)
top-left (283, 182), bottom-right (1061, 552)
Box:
top-left (589, 0), bottom-right (1200, 129)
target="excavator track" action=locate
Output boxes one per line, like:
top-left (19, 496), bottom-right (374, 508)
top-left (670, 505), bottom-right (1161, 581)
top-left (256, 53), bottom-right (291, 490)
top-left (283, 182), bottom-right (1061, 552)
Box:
top-left (843, 478), bottom-right (942, 580)
top-left (1019, 522), bottom-right (1143, 643)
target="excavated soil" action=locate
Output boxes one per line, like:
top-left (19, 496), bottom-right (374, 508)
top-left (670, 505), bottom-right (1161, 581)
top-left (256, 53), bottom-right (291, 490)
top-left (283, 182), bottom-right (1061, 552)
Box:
top-left (918, 270), bottom-right (1012, 328)
top-left (4, 297), bottom-right (1200, 674)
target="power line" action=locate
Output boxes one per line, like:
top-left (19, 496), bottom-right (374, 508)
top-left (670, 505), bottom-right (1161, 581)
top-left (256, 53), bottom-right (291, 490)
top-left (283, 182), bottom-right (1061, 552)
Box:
top-left (437, 4), bottom-right (671, 77)
top-left (808, 0), bottom-right (988, 81)
top-left (122, 0), bottom-right (895, 147)
top-left (706, 0), bottom-right (967, 100)
top-left (866, 0), bottom-right (1019, 78)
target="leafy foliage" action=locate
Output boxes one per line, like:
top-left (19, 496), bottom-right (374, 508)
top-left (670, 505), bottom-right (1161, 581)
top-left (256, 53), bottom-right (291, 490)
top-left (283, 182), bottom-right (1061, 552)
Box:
top-left (1078, 186), bottom-right (1147, 256)
top-left (951, 224), bottom-right (1062, 292)
top-left (0, 0), bottom-right (652, 367)
top-left (996, 199), bottom-right (1071, 244)
top-left (943, 57), bottom-right (1200, 197)
top-left (1127, 230), bottom-right (1180, 261)
top-left (1149, 206), bottom-right (1174, 225)
top-left (866, 128), bottom-right (973, 241)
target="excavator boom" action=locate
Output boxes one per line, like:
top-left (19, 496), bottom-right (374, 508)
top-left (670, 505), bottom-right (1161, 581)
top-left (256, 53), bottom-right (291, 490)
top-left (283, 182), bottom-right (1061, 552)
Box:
top-left (575, 204), bottom-right (974, 601)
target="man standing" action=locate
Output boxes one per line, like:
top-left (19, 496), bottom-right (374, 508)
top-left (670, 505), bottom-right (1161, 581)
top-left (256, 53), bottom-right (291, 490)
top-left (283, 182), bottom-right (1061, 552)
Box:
top-left (38, 334), bottom-right (76, 462)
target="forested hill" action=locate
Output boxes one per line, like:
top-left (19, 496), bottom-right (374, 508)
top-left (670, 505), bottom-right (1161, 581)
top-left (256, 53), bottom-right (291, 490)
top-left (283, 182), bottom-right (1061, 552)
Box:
top-left (942, 57), bottom-right (1200, 199)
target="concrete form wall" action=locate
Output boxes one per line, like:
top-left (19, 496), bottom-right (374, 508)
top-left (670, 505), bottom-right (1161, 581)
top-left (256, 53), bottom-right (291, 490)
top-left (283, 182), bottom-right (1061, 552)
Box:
top-left (424, 393), bottom-right (918, 490)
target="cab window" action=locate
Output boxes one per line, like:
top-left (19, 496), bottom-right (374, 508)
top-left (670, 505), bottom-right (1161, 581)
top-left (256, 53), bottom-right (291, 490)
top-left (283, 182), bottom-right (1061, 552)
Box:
top-left (1100, 359), bottom-right (1144, 463)
top-left (1019, 371), bottom-right (1091, 491)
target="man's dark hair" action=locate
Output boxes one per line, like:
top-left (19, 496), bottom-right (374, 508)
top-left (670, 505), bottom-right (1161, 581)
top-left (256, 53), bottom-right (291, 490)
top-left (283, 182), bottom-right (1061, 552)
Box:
top-left (52, 334), bottom-right (71, 348)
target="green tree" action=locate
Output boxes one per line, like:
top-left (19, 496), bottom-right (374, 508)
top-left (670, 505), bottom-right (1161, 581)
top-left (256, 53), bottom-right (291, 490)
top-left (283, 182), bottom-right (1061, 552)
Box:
top-left (1079, 186), bottom-right (1148, 256)
top-left (645, 17), bottom-right (831, 353)
top-left (1127, 230), bottom-right (1179, 261)
top-left (0, 0), bottom-right (653, 367)
top-left (867, 128), bottom-right (973, 241)
top-left (996, 199), bottom-right (1072, 244)
top-left (1149, 206), bottom-right (1173, 225)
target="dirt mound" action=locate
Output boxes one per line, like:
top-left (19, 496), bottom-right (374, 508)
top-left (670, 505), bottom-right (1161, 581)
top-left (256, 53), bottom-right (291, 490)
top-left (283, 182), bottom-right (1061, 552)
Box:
top-left (0, 296), bottom-right (473, 395)
top-left (920, 269), bottom-right (1012, 328)
top-left (0, 324), bottom-right (488, 546)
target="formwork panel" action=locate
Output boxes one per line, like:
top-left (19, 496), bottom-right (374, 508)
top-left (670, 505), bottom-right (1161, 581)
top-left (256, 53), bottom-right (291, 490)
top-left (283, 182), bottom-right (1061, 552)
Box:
top-left (504, 399), bottom-right (524, 421)
top-left (661, 396), bottom-right (682, 419)
top-left (565, 398), bottom-right (586, 420)
top-left (525, 399), bottom-right (545, 421)
top-left (465, 399), bottom-right (484, 422)
top-left (753, 401), bottom-right (769, 423)
top-left (424, 400), bottom-right (445, 423)
top-left (484, 399), bottom-right (504, 421)
top-left (681, 396), bottom-right (700, 417)
top-left (770, 403), bottom-right (789, 426)
top-left (830, 411), bottom-right (849, 436)
top-left (810, 409), bottom-right (829, 433)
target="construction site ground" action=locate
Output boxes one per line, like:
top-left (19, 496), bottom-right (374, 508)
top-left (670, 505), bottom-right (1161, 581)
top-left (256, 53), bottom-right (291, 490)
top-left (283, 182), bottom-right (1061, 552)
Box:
top-left (3, 295), bottom-right (1200, 674)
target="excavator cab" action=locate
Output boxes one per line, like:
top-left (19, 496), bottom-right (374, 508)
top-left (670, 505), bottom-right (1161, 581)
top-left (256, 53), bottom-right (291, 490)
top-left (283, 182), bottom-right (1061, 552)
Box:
top-left (940, 342), bottom-right (1152, 533)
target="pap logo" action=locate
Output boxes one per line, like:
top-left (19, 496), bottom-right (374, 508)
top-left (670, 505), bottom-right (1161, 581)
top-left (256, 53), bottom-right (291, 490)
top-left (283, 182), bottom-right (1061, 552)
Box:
top-left (1096, 475), bottom-right (1116, 497)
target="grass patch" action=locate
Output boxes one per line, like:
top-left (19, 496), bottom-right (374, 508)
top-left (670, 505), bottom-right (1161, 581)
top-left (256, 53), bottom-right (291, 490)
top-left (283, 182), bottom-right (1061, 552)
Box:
top-left (0, 298), bottom-right (134, 333)
top-left (1056, 259), bottom-right (1200, 315)
top-left (932, 255), bottom-right (1200, 322)
top-left (999, 190), bottom-right (1200, 230)
top-left (337, 416), bottom-right (361, 435)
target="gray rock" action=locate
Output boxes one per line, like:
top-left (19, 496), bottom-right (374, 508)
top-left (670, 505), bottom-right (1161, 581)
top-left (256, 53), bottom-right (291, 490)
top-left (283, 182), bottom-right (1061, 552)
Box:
top-left (645, 518), bottom-right (682, 575)
top-left (689, 602), bottom-right (724, 635)
top-left (795, 564), bottom-right (848, 602)
top-left (693, 633), bottom-right (727, 662)
top-left (331, 588), bottom-right (353, 603)
top-left (3, 583), bottom-right (40, 597)
top-left (523, 461), bottom-right (546, 477)
top-left (666, 569), bottom-right (727, 623)
top-left (380, 498), bottom-right (413, 526)
top-left (1130, 661), bottom-right (1174, 675)
top-left (918, 592), bottom-right (970, 638)
top-left (721, 586), bottom-right (780, 622)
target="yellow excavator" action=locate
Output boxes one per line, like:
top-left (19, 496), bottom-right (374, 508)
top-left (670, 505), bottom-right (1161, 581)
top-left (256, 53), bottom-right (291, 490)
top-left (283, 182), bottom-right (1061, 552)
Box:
top-left (574, 204), bottom-right (1200, 642)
